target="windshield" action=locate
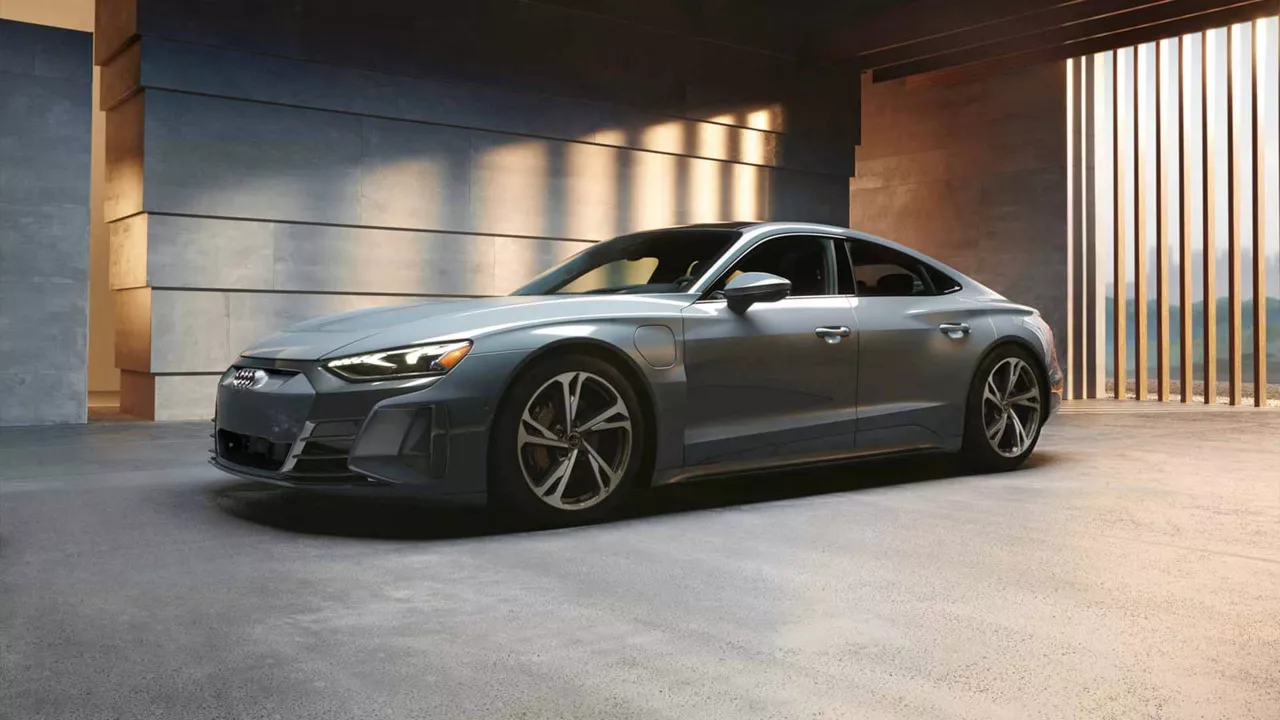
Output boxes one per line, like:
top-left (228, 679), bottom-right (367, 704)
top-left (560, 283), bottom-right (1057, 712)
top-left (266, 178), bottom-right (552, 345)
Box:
top-left (511, 229), bottom-right (741, 296)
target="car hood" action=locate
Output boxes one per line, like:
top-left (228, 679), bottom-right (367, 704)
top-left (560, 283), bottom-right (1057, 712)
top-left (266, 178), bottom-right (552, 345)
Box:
top-left (240, 294), bottom-right (693, 361)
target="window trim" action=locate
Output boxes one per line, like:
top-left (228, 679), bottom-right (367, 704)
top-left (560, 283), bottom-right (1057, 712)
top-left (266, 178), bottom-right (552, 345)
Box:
top-left (695, 233), bottom-right (845, 303)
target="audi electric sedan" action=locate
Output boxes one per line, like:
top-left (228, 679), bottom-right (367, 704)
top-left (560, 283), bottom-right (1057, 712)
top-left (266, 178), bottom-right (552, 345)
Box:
top-left (212, 222), bottom-right (1063, 524)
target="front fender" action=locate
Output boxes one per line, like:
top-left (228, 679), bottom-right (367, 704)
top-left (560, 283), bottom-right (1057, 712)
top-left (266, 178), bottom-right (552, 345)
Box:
top-left (475, 320), bottom-right (688, 476)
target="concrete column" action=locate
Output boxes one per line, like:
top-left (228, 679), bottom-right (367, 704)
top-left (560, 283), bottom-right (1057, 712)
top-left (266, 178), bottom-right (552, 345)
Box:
top-left (0, 20), bottom-right (92, 426)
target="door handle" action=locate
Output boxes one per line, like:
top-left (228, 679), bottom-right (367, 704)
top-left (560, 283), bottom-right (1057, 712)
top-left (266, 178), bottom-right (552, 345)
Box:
top-left (939, 322), bottom-right (971, 338)
top-left (815, 326), bottom-right (852, 343)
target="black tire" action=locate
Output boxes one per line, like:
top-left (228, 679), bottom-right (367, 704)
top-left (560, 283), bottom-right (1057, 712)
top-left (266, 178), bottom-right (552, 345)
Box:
top-left (489, 353), bottom-right (648, 526)
top-left (960, 344), bottom-right (1046, 473)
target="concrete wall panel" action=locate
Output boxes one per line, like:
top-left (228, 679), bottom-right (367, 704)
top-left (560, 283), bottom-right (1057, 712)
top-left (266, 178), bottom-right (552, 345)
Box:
top-left (113, 286), bottom-right (149, 373)
top-left (357, 118), bottom-right (473, 232)
top-left (0, 203), bottom-right (90, 284)
top-left (271, 225), bottom-right (497, 297)
top-left (149, 289), bottom-right (228, 374)
top-left (107, 212), bottom-right (146, 289)
top-left (127, 39), bottom-right (805, 173)
top-left (0, 76), bottom-right (90, 208)
top-left (103, 90), bottom-right (143, 221)
top-left (0, 20), bottom-right (91, 426)
top-left (143, 91), bottom-right (364, 225)
top-left (146, 215), bottom-right (273, 291)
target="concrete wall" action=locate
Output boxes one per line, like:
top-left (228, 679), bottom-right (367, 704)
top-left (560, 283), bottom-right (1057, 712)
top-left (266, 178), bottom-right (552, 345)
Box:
top-left (96, 0), bottom-right (859, 420)
top-left (850, 65), bottom-right (1069, 348)
top-left (0, 20), bottom-right (93, 426)
top-left (1, 0), bottom-right (118, 403)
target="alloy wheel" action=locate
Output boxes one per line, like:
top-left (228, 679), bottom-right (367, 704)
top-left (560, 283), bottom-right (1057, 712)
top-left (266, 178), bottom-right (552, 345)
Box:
top-left (982, 357), bottom-right (1042, 458)
top-left (516, 371), bottom-right (633, 511)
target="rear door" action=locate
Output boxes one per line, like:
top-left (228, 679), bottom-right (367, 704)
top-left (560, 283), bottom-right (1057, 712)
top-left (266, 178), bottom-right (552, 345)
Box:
top-left (842, 239), bottom-right (994, 452)
top-left (681, 234), bottom-right (859, 467)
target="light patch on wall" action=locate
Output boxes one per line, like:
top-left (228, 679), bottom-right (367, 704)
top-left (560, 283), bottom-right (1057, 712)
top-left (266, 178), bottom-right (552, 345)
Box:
top-left (740, 127), bottom-right (767, 166)
top-left (474, 140), bottom-right (549, 286)
top-left (565, 143), bottom-right (617, 240)
top-left (746, 108), bottom-right (776, 132)
top-left (731, 163), bottom-right (760, 220)
top-left (696, 121), bottom-right (729, 162)
top-left (687, 158), bottom-right (722, 223)
top-left (474, 139), bottom-right (548, 239)
top-left (631, 151), bottom-right (677, 231)
top-left (361, 157), bottom-right (441, 230)
top-left (592, 128), bottom-right (627, 147)
top-left (641, 121), bottom-right (685, 155)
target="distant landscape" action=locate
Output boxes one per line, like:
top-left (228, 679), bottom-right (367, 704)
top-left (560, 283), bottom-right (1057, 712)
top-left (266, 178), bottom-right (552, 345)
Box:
top-left (1101, 296), bottom-right (1280, 382)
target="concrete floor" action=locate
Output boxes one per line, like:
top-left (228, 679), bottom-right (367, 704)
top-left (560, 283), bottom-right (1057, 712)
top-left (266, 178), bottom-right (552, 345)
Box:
top-left (2, 407), bottom-right (1278, 719)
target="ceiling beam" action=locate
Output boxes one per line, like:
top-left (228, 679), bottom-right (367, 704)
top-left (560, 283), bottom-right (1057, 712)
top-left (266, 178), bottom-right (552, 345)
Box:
top-left (871, 0), bottom-right (1267, 80)
top-left (823, 0), bottom-right (1073, 63)
top-left (855, 0), bottom-right (1175, 69)
top-left (873, 0), bottom-right (1274, 83)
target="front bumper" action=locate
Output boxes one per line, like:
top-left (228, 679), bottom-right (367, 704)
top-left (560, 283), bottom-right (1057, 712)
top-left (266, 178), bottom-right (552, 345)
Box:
top-left (1048, 366), bottom-right (1064, 417)
top-left (210, 351), bottom-right (526, 501)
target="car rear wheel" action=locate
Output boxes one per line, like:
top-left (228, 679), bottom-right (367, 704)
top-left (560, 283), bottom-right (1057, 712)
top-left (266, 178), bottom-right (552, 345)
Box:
top-left (489, 354), bottom-right (647, 525)
top-left (961, 345), bottom-right (1045, 472)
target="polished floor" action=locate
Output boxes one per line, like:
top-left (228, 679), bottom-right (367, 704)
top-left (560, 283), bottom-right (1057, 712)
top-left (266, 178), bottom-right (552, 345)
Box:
top-left (2, 407), bottom-right (1278, 719)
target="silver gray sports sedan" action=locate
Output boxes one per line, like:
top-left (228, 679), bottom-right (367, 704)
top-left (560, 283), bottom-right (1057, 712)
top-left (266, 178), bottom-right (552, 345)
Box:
top-left (212, 222), bottom-right (1063, 523)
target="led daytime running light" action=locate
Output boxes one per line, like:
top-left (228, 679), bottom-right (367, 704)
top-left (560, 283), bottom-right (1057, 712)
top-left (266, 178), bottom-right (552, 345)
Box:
top-left (326, 340), bottom-right (472, 381)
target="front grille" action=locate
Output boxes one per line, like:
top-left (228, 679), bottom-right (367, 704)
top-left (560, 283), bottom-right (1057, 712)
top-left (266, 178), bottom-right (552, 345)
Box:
top-left (217, 430), bottom-right (290, 472)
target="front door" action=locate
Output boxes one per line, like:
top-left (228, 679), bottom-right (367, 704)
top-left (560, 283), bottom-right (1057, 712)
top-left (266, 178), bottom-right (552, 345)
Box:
top-left (681, 234), bottom-right (859, 467)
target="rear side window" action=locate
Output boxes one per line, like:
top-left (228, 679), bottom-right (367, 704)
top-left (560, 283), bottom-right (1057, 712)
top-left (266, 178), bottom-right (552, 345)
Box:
top-left (922, 264), bottom-right (962, 294)
top-left (839, 240), bottom-right (961, 297)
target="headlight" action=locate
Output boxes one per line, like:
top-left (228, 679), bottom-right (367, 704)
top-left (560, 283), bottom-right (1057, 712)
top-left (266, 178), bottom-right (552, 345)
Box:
top-left (324, 340), bottom-right (472, 382)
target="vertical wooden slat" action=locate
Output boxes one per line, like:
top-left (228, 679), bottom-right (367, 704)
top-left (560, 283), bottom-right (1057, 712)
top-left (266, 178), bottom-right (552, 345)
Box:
top-left (1178, 36), bottom-right (1194, 403)
top-left (1227, 23), bottom-right (1243, 406)
top-left (1084, 55), bottom-right (1099, 399)
top-left (1156, 41), bottom-right (1171, 401)
top-left (1085, 57), bottom-right (1095, 397)
top-left (1093, 55), bottom-right (1110, 401)
top-left (1067, 58), bottom-right (1079, 401)
top-left (1114, 48), bottom-right (1128, 399)
top-left (1203, 31), bottom-right (1218, 404)
top-left (1251, 20), bottom-right (1267, 407)
top-left (1135, 44), bottom-right (1149, 400)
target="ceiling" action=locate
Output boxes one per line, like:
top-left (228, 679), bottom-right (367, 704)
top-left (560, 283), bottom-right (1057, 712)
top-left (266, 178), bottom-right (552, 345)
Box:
top-left (818, 0), bottom-right (1279, 81)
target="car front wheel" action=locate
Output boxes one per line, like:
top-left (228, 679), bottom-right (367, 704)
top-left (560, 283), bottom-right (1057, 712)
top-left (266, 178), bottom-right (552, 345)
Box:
top-left (489, 354), bottom-right (647, 525)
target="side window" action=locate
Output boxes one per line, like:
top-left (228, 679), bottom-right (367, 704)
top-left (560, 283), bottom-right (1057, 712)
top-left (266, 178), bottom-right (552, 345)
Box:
top-left (844, 240), bottom-right (960, 297)
top-left (709, 235), bottom-right (833, 297)
top-left (923, 264), bottom-right (962, 294)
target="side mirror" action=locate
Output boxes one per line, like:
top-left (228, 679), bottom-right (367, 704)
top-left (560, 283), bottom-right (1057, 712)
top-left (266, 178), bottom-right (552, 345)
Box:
top-left (722, 272), bottom-right (791, 313)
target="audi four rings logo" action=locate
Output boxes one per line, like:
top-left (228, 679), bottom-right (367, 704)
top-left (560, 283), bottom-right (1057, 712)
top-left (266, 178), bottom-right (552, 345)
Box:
top-left (231, 368), bottom-right (268, 390)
